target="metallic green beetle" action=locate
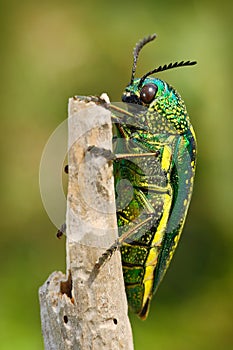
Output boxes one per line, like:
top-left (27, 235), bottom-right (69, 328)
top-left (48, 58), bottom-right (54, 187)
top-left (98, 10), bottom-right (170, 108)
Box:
top-left (97, 34), bottom-right (197, 319)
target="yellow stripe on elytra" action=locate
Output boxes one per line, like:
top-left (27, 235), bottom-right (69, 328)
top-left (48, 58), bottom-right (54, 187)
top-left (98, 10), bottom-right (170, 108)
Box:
top-left (141, 142), bottom-right (174, 310)
top-left (161, 144), bottom-right (172, 172)
top-left (142, 185), bottom-right (173, 309)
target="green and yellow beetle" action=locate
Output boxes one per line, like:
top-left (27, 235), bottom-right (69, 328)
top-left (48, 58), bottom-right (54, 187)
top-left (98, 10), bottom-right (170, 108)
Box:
top-left (96, 34), bottom-right (197, 319)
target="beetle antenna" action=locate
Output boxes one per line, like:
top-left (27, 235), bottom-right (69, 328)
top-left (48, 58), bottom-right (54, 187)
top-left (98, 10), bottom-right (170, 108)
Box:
top-left (138, 60), bottom-right (197, 87)
top-left (130, 33), bottom-right (157, 85)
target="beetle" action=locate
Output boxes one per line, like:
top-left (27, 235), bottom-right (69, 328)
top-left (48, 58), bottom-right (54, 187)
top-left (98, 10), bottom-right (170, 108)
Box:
top-left (94, 33), bottom-right (197, 319)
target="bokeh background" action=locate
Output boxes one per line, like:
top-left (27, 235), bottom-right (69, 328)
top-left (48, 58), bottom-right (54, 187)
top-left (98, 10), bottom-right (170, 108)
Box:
top-left (1, 0), bottom-right (232, 349)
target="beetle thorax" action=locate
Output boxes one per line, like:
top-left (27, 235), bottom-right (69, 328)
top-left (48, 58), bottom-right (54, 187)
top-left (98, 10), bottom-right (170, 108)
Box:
top-left (148, 83), bottom-right (191, 134)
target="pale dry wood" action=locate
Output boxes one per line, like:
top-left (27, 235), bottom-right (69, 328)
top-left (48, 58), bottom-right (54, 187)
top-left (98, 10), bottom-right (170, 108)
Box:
top-left (39, 97), bottom-right (134, 350)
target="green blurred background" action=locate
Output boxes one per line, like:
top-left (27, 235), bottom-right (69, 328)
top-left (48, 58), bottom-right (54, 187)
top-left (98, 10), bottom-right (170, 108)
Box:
top-left (1, 0), bottom-right (232, 349)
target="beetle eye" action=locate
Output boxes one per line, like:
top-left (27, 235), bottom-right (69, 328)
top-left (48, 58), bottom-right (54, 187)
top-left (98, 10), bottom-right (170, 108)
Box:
top-left (140, 83), bottom-right (158, 104)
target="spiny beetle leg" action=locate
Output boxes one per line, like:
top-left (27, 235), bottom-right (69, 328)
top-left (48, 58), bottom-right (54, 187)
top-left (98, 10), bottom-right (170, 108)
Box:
top-left (87, 145), bottom-right (116, 160)
top-left (73, 95), bottom-right (109, 108)
top-left (94, 214), bottom-right (153, 271)
top-left (87, 145), bottom-right (160, 161)
top-left (94, 240), bottom-right (120, 270)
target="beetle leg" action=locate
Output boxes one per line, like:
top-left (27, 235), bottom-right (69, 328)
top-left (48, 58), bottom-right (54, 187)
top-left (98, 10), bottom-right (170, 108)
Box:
top-left (73, 95), bottom-right (110, 108)
top-left (87, 145), bottom-right (116, 160)
top-left (87, 145), bottom-right (159, 161)
top-left (56, 223), bottom-right (66, 239)
top-left (115, 150), bottom-right (160, 159)
top-left (94, 215), bottom-right (153, 271)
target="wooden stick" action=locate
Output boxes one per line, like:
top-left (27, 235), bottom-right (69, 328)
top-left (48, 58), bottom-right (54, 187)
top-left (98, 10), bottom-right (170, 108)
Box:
top-left (39, 97), bottom-right (134, 350)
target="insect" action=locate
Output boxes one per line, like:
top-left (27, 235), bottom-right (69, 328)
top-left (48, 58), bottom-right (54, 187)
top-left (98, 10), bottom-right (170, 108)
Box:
top-left (94, 33), bottom-right (197, 319)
